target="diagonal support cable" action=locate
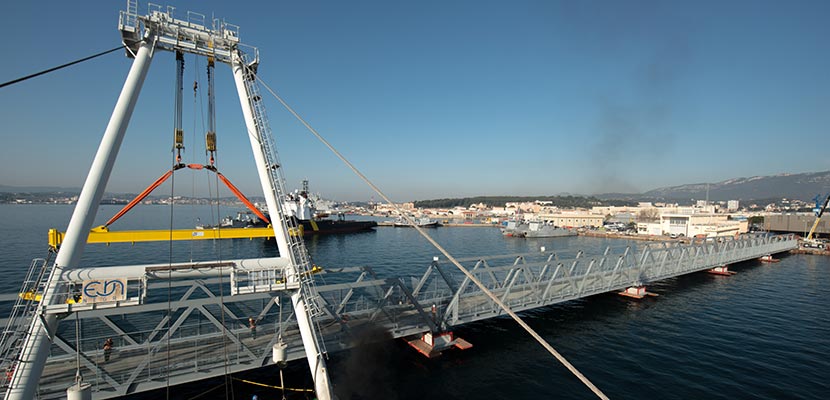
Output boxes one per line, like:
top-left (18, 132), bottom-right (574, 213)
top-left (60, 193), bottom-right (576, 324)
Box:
top-left (0, 45), bottom-right (124, 89)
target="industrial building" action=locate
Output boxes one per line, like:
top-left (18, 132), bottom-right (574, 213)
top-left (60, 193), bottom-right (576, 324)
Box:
top-left (637, 213), bottom-right (748, 237)
top-left (765, 213), bottom-right (830, 237)
top-left (536, 212), bottom-right (604, 228)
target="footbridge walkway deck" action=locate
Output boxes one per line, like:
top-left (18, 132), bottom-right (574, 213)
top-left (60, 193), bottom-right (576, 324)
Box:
top-left (0, 233), bottom-right (797, 398)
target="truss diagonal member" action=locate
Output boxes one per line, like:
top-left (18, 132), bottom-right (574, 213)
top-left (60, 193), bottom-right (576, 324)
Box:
top-left (322, 304), bottom-right (350, 339)
top-left (367, 285), bottom-right (397, 324)
top-left (607, 257), bottom-right (626, 289)
top-left (334, 271), bottom-right (368, 316)
top-left (497, 266), bottom-right (524, 313)
top-left (99, 316), bottom-right (140, 346)
top-left (311, 294), bottom-right (340, 324)
top-left (122, 307), bottom-right (198, 390)
top-left (194, 280), bottom-right (244, 323)
top-left (392, 279), bottom-right (438, 333)
top-left (519, 262), bottom-right (536, 288)
top-left (433, 261), bottom-right (459, 293)
top-left (563, 260), bottom-right (580, 295)
top-left (653, 248), bottom-right (672, 279)
top-left (52, 336), bottom-right (121, 392)
top-left (578, 260), bottom-right (597, 293)
top-left (535, 253), bottom-right (556, 283)
top-left (441, 260), bottom-right (491, 325)
top-left (413, 261), bottom-right (459, 298)
top-left (541, 263), bottom-right (565, 300)
top-left (483, 261), bottom-right (500, 288)
top-left (146, 284), bottom-right (200, 343)
top-left (412, 263), bottom-right (436, 297)
top-left (196, 305), bottom-right (258, 360)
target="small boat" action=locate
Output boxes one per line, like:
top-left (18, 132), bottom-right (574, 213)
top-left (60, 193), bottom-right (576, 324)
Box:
top-left (759, 254), bottom-right (780, 263)
top-left (196, 211), bottom-right (259, 229)
top-left (392, 216), bottom-right (439, 228)
top-left (501, 220), bottom-right (520, 236)
top-left (503, 221), bottom-right (576, 238)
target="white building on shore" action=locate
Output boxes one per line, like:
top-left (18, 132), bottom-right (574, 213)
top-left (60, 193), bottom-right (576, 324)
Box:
top-left (535, 211), bottom-right (604, 228)
top-left (638, 213), bottom-right (748, 237)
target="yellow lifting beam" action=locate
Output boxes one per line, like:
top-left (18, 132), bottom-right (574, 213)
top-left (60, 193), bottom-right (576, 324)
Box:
top-left (48, 226), bottom-right (304, 249)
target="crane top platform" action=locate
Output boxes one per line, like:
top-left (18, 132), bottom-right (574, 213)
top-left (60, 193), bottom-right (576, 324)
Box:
top-left (119, 2), bottom-right (256, 65)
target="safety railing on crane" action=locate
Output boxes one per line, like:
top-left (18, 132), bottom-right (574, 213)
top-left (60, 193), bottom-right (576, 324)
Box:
top-left (238, 51), bottom-right (326, 331)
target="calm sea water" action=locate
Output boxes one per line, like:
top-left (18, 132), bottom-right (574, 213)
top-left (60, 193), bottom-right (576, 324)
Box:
top-left (1, 204), bottom-right (828, 399)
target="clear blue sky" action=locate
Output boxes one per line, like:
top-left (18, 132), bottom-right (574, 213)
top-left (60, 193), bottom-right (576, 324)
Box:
top-left (1, 0), bottom-right (828, 202)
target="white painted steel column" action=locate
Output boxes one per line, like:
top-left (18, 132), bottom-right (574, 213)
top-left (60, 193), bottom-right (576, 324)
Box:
top-left (230, 52), bottom-right (334, 400)
top-left (5, 38), bottom-right (155, 400)
top-left (229, 56), bottom-right (290, 259)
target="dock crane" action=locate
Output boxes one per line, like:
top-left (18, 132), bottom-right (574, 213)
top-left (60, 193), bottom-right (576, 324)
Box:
top-left (803, 192), bottom-right (830, 248)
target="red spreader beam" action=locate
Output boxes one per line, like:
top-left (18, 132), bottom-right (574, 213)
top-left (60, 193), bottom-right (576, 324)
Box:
top-left (103, 164), bottom-right (270, 228)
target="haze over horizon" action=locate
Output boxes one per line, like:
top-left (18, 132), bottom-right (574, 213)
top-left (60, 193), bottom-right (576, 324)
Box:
top-left (2, 1), bottom-right (828, 203)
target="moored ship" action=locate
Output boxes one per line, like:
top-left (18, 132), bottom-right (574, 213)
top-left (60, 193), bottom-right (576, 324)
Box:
top-left (391, 216), bottom-right (439, 228)
top-left (502, 220), bottom-right (576, 238)
top-left (280, 184), bottom-right (377, 236)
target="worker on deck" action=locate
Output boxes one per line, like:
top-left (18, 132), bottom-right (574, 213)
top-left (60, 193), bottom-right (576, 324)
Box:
top-left (103, 338), bottom-right (114, 362)
top-left (249, 317), bottom-right (257, 340)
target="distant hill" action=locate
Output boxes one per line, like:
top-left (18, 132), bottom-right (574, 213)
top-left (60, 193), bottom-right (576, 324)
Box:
top-left (415, 171), bottom-right (830, 208)
top-left (629, 171), bottom-right (830, 202)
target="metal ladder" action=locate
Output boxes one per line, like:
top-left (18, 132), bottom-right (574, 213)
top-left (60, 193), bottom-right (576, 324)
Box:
top-left (0, 254), bottom-right (55, 387)
top-left (239, 53), bottom-right (324, 320)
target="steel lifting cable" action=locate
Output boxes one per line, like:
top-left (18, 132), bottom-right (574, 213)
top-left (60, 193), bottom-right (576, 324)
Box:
top-left (167, 51), bottom-right (183, 400)
top-left (189, 54), bottom-right (202, 261)
top-left (195, 55), bottom-right (233, 400)
top-left (251, 71), bottom-right (611, 400)
top-left (166, 152), bottom-right (176, 400)
top-left (73, 309), bottom-right (82, 385)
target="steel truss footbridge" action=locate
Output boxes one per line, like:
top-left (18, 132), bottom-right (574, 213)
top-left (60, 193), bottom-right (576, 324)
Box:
top-left (0, 233), bottom-right (796, 398)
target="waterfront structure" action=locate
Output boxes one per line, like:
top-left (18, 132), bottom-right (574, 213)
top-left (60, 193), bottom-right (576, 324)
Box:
top-left (502, 221), bottom-right (577, 237)
top-left (536, 212), bottom-right (604, 228)
top-left (638, 213), bottom-right (748, 237)
top-left (592, 204), bottom-right (657, 216)
top-left (765, 213), bottom-right (830, 237)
